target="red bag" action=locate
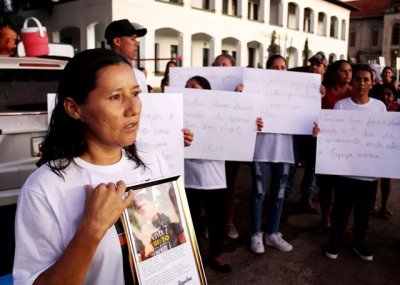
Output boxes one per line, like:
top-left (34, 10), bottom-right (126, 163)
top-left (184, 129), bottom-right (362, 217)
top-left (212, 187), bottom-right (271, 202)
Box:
top-left (21, 17), bottom-right (49, 56)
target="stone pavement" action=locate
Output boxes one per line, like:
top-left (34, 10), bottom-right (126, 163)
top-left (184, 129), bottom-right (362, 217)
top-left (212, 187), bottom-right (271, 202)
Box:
top-left (203, 165), bottom-right (400, 285)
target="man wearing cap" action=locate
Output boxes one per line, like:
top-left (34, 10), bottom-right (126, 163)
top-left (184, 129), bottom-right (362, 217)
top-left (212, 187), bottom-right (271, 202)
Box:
top-left (309, 51), bottom-right (328, 79)
top-left (105, 19), bottom-right (148, 93)
top-left (133, 191), bottom-right (186, 260)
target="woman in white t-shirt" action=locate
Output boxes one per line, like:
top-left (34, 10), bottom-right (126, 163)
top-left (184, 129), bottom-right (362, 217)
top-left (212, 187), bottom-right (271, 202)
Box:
top-left (184, 76), bottom-right (232, 273)
top-left (13, 49), bottom-right (169, 285)
top-left (250, 55), bottom-right (294, 254)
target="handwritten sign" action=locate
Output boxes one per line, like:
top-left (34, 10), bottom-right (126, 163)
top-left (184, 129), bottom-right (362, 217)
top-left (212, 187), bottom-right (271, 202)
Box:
top-left (137, 93), bottom-right (184, 176)
top-left (243, 68), bottom-right (321, 135)
top-left (166, 87), bottom-right (260, 161)
top-left (316, 110), bottom-right (400, 179)
top-left (169, 67), bottom-right (244, 91)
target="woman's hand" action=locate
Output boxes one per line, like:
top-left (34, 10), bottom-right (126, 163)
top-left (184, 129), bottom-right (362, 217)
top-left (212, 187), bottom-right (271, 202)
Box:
top-left (234, 83), bottom-right (244, 92)
top-left (312, 122), bottom-right (320, 138)
top-left (256, 117), bottom-right (264, 131)
top-left (183, 128), bottom-right (194, 147)
top-left (33, 181), bottom-right (134, 285)
top-left (82, 181), bottom-right (134, 240)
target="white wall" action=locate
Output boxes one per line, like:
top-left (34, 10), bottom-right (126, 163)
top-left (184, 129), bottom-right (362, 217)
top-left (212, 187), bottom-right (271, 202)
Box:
top-left (22, 0), bottom-right (351, 86)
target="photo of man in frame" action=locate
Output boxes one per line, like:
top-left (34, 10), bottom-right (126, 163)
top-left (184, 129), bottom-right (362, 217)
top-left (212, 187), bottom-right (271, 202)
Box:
top-left (127, 183), bottom-right (186, 261)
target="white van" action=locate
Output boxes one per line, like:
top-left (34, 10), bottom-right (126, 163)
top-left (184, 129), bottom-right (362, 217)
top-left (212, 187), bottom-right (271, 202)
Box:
top-left (0, 54), bottom-right (68, 277)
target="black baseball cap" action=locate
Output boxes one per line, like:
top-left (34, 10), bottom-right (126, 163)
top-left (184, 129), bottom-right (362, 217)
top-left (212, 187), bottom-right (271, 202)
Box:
top-left (105, 19), bottom-right (147, 45)
top-left (308, 51), bottom-right (327, 67)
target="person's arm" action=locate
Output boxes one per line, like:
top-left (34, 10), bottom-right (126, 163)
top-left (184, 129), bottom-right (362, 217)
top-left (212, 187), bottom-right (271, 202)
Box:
top-left (183, 128), bottom-right (194, 147)
top-left (34, 181), bottom-right (134, 285)
top-left (256, 117), bottom-right (263, 131)
top-left (312, 122), bottom-right (320, 138)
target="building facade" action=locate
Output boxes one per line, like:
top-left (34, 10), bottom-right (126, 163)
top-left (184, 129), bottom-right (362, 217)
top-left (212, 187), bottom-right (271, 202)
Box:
top-left (348, 0), bottom-right (400, 67)
top-left (19, 0), bottom-right (354, 86)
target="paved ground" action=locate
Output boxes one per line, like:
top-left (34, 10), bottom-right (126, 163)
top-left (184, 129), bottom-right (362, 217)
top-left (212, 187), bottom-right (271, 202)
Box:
top-left (202, 165), bottom-right (400, 285)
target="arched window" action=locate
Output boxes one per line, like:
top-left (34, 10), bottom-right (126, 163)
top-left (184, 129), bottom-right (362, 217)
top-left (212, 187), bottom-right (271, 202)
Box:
top-left (287, 2), bottom-right (299, 30)
top-left (341, 19), bottom-right (346, 40)
top-left (330, 16), bottom-right (338, 38)
top-left (304, 8), bottom-right (314, 33)
top-left (270, 0), bottom-right (283, 26)
top-left (317, 12), bottom-right (327, 36)
top-left (329, 53), bottom-right (336, 63)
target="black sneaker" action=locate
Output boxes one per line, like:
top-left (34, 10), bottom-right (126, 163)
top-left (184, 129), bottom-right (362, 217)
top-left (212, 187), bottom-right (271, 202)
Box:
top-left (325, 245), bottom-right (339, 259)
top-left (353, 243), bottom-right (373, 261)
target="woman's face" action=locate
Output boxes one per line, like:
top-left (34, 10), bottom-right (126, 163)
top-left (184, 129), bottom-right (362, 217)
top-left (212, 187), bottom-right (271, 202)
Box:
top-left (382, 68), bottom-right (393, 84)
top-left (185, 79), bottom-right (203, 89)
top-left (352, 70), bottom-right (372, 98)
top-left (75, 63), bottom-right (142, 150)
top-left (335, 62), bottom-right (352, 84)
top-left (270, 58), bottom-right (287, 71)
top-left (384, 87), bottom-right (395, 105)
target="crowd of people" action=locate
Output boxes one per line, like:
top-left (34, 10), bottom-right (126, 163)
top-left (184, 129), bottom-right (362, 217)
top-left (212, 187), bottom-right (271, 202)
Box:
top-left (11, 18), bottom-right (399, 284)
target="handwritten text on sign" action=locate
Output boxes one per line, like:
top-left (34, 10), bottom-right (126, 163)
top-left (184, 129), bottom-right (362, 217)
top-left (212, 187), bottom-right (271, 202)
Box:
top-left (169, 67), bottom-right (244, 91)
top-left (316, 110), bottom-right (400, 179)
top-left (166, 87), bottom-right (260, 161)
top-left (243, 69), bottom-right (321, 135)
top-left (137, 93), bottom-right (184, 176)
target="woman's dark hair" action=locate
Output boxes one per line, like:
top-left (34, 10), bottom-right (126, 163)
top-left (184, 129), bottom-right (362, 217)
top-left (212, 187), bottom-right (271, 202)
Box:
top-left (322, 59), bottom-right (351, 87)
top-left (266, 54), bottom-right (287, 69)
top-left (186, 76), bottom-right (212, 90)
top-left (38, 48), bottom-right (145, 177)
top-left (382, 83), bottom-right (399, 99)
top-left (212, 54), bottom-right (235, 66)
top-left (164, 60), bottom-right (177, 76)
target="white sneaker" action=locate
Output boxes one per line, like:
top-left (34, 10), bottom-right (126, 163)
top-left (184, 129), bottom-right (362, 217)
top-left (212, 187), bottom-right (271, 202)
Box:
top-left (264, 233), bottom-right (293, 252)
top-left (251, 233), bottom-right (265, 254)
top-left (226, 223), bottom-right (239, 239)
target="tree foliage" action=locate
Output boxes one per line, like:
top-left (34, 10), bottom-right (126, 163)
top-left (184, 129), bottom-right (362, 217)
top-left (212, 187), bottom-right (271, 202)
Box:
top-left (267, 30), bottom-right (280, 57)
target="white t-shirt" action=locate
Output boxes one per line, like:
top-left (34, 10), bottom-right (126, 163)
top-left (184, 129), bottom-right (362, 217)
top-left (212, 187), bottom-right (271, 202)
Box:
top-left (184, 159), bottom-right (226, 190)
top-left (334, 97), bottom-right (387, 181)
top-left (13, 143), bottom-right (169, 285)
top-left (253, 133), bottom-right (294, 164)
top-left (134, 68), bottom-right (148, 94)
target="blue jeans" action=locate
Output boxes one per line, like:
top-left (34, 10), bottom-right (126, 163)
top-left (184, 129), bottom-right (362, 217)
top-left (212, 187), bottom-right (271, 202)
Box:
top-left (251, 162), bottom-right (290, 235)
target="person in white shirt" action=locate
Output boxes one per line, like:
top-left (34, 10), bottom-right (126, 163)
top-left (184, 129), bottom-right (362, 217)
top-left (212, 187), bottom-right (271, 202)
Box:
top-left (184, 75), bottom-right (232, 273)
top-left (314, 67), bottom-right (386, 262)
top-left (13, 49), bottom-right (170, 285)
top-left (250, 55), bottom-right (294, 254)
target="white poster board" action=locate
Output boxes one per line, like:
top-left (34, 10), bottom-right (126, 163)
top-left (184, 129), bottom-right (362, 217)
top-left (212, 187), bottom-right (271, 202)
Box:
top-left (316, 110), bottom-right (400, 179)
top-left (137, 93), bottom-right (184, 176)
top-left (243, 68), bottom-right (321, 135)
top-left (169, 67), bottom-right (244, 91)
top-left (166, 87), bottom-right (260, 161)
top-left (379, 56), bottom-right (386, 68)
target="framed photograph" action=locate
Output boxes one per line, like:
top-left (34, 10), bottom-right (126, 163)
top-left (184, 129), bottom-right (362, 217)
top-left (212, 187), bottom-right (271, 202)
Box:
top-left (120, 175), bottom-right (207, 285)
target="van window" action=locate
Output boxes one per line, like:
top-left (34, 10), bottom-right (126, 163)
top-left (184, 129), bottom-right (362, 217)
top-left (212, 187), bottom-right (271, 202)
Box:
top-left (0, 69), bottom-right (62, 112)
